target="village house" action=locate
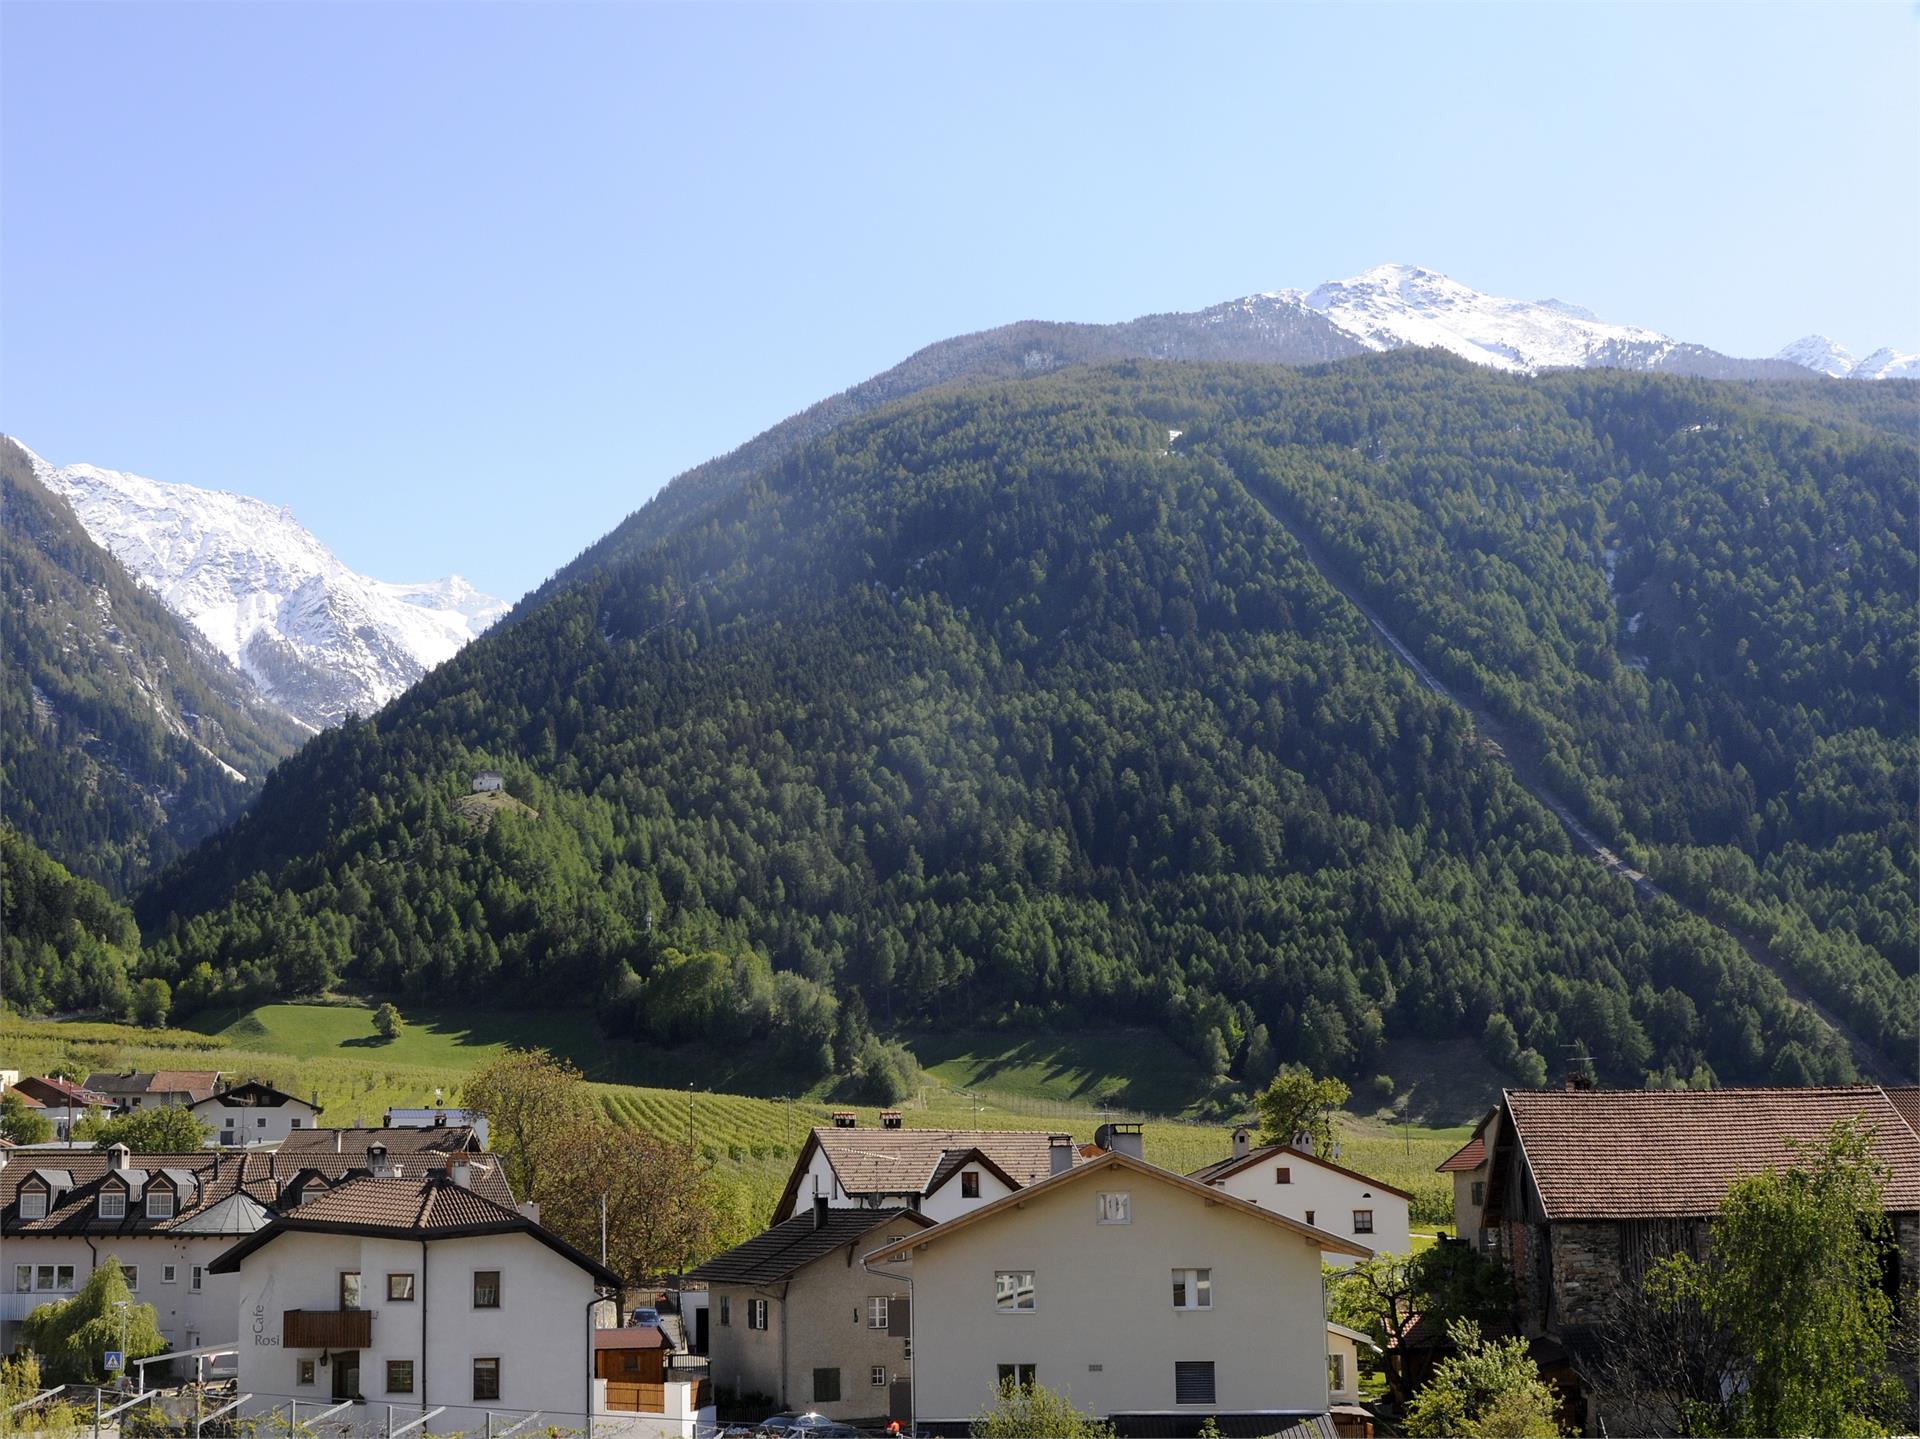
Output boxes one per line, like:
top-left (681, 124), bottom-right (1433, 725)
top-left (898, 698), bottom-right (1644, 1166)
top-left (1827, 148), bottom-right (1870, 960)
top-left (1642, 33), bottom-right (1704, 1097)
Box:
top-left (1435, 1108), bottom-right (1501, 1252)
top-left (11, 1074), bottom-right (114, 1140)
top-left (772, 1120), bottom-right (1088, 1223)
top-left (211, 1166), bottom-right (710, 1439)
top-left (193, 1080), bottom-right (324, 1147)
top-left (869, 1148), bottom-right (1369, 1436)
top-left (0, 1138), bottom-right (513, 1366)
top-left (279, 1124), bottom-right (485, 1157)
top-left (689, 1200), bottom-right (931, 1424)
top-left (84, 1070), bottom-right (223, 1114)
top-left (1479, 1084), bottom-right (1920, 1433)
top-left (1188, 1125), bottom-right (1413, 1265)
top-left (383, 1106), bottom-right (491, 1147)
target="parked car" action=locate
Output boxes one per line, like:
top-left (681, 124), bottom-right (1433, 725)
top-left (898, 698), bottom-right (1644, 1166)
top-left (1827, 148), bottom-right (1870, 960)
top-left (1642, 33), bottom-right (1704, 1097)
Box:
top-left (757, 1415), bottom-right (855, 1438)
top-left (628, 1306), bottom-right (663, 1328)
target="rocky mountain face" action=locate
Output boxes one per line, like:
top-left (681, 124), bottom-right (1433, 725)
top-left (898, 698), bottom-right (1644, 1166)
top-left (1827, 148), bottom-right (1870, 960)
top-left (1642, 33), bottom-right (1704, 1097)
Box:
top-left (21, 445), bottom-right (509, 730)
top-left (0, 436), bottom-right (306, 893)
top-left (1774, 334), bottom-right (1920, 381)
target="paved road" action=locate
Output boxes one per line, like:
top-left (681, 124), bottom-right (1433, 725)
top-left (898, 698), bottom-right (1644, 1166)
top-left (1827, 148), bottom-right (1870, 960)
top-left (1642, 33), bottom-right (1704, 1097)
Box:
top-left (1231, 468), bottom-right (1910, 1087)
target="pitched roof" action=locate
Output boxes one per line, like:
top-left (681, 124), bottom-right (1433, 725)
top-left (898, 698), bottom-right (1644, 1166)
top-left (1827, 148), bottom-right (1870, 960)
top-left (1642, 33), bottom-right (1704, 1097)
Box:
top-left (594, 1327), bottom-right (667, 1351)
top-left (1885, 1087), bottom-right (1920, 1139)
top-left (1, 1144), bottom-right (512, 1235)
top-left (16, 1076), bottom-right (114, 1108)
top-left (194, 1081), bottom-right (318, 1111)
top-left (868, 1150), bottom-right (1374, 1263)
top-left (1437, 1136), bottom-right (1486, 1173)
top-left (1187, 1142), bottom-right (1415, 1201)
top-left (83, 1071), bottom-right (221, 1102)
top-left (207, 1174), bottom-right (620, 1287)
top-left (689, 1207), bottom-right (931, 1287)
top-left (773, 1126), bottom-right (1082, 1221)
top-left (278, 1125), bottom-right (481, 1155)
top-left (1502, 1086), bottom-right (1920, 1220)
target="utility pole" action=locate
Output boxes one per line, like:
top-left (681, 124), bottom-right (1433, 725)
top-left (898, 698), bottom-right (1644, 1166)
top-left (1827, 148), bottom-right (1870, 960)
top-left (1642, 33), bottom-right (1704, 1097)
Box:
top-left (686, 1086), bottom-right (694, 1152)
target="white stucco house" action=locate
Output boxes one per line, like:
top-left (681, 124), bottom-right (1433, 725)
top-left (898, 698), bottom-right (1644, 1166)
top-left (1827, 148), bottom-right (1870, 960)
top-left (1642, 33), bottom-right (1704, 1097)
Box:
top-left (193, 1081), bottom-right (324, 1147)
top-left (1187, 1126), bottom-right (1412, 1266)
top-left (772, 1121), bottom-right (1086, 1224)
top-left (84, 1070), bottom-right (224, 1114)
top-left (0, 1140), bottom-right (514, 1366)
top-left (1437, 1109), bottom-right (1499, 1252)
top-left (211, 1164), bottom-right (711, 1439)
top-left (11, 1075), bottom-right (114, 1140)
top-left (866, 1148), bottom-right (1369, 1435)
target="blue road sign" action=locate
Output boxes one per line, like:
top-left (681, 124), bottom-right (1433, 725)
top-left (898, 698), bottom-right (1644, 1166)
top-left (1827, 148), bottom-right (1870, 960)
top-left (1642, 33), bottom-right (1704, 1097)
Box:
top-left (103, 1351), bottom-right (123, 1372)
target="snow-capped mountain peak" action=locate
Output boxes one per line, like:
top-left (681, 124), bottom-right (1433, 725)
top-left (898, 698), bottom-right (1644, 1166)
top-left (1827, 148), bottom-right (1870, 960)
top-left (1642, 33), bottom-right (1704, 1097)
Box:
top-left (1288, 263), bottom-right (1679, 374)
top-left (22, 445), bottom-right (508, 729)
top-left (1774, 335), bottom-right (1857, 378)
top-left (1848, 346), bottom-right (1920, 381)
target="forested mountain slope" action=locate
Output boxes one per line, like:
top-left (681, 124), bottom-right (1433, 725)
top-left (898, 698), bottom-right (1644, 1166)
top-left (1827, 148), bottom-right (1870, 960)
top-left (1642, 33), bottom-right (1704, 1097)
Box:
top-left (1, 438), bottom-right (307, 895)
top-left (138, 357), bottom-right (1914, 1088)
top-left (1, 827), bottom-right (144, 1015)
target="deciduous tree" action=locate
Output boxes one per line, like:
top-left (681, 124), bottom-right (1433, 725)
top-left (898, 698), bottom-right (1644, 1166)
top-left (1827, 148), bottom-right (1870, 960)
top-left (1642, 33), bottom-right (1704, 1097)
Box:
top-left (462, 1048), bottom-right (593, 1202)
top-left (1403, 1319), bottom-right (1560, 1438)
top-left (1254, 1064), bottom-right (1349, 1153)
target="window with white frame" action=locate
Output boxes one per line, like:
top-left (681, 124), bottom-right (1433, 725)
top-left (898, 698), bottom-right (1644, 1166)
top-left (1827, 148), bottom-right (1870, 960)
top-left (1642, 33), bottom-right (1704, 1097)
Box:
top-left (19, 1190), bottom-right (46, 1220)
top-left (1171, 1268), bottom-right (1212, 1310)
top-left (870, 1365), bottom-right (887, 1388)
top-left (1096, 1192), bottom-right (1130, 1225)
top-left (146, 1189), bottom-right (175, 1219)
top-left (748, 1298), bottom-right (768, 1330)
top-left (99, 1190), bottom-right (127, 1219)
top-left (14, 1265), bottom-right (30, 1292)
top-left (995, 1363), bottom-right (1036, 1390)
top-left (190, 1265), bottom-right (203, 1292)
top-left (122, 1265), bottom-right (139, 1290)
top-left (867, 1296), bottom-right (889, 1329)
top-left (162, 1265), bottom-right (178, 1284)
top-left (994, 1271), bottom-right (1035, 1312)
top-left (1353, 1209), bottom-right (1374, 1234)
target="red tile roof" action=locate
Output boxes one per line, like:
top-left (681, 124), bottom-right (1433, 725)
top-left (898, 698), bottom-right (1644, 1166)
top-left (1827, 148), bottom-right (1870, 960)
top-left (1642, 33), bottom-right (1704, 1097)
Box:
top-left (772, 1127), bottom-right (1083, 1221)
top-left (1503, 1086), bottom-right (1920, 1220)
top-left (1188, 1141), bottom-right (1416, 1200)
top-left (1885, 1087), bottom-right (1920, 1139)
top-left (1437, 1136), bottom-right (1486, 1173)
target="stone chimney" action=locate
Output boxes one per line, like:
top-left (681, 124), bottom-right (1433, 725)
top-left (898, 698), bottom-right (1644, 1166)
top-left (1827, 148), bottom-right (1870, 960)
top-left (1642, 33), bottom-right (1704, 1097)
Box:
top-left (1048, 1134), bottom-right (1075, 1177)
top-left (1230, 1125), bottom-right (1252, 1161)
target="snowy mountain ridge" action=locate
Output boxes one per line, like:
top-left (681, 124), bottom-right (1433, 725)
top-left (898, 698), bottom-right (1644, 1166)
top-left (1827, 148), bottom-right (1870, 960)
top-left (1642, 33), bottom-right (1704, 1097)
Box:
top-left (19, 442), bottom-right (509, 730)
top-left (1236, 263), bottom-right (1914, 380)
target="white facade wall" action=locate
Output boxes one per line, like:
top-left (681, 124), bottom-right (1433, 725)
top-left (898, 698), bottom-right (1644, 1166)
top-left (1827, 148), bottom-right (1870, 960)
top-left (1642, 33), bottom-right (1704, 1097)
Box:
top-left (196, 1098), bottom-right (321, 1147)
top-left (919, 1167), bottom-right (1015, 1226)
top-left (231, 1230), bottom-right (604, 1436)
top-left (0, 1233), bottom-right (243, 1360)
top-left (1205, 1155), bottom-right (1410, 1265)
top-left (905, 1173), bottom-right (1335, 1425)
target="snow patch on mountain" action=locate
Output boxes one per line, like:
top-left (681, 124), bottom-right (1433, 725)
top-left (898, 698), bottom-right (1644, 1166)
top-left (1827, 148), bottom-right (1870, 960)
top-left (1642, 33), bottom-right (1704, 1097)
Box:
top-left (1255, 263), bottom-right (1681, 375)
top-left (27, 448), bottom-right (509, 729)
top-left (1773, 335), bottom-right (1917, 380)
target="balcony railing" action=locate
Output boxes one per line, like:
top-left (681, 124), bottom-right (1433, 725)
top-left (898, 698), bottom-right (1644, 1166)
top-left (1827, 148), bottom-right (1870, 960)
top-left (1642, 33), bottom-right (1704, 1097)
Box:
top-left (283, 1309), bottom-right (372, 1349)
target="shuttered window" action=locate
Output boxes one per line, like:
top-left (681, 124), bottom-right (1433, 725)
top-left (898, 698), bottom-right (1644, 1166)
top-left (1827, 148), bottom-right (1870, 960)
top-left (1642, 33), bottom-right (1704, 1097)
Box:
top-left (1174, 1361), bottom-right (1216, 1405)
top-left (812, 1368), bottom-right (840, 1403)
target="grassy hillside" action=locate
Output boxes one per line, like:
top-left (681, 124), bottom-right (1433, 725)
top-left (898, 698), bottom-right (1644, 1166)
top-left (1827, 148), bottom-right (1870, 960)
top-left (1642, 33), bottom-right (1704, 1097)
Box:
top-left (1, 1003), bottom-right (1465, 1233)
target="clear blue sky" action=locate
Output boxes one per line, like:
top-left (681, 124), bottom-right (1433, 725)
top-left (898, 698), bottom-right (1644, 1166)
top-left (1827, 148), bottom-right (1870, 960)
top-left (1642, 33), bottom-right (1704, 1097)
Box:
top-left (4, 2), bottom-right (1914, 603)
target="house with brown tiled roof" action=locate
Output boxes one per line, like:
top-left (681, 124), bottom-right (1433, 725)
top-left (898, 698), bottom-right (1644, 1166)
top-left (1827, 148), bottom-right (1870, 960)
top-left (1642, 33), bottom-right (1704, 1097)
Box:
top-left (1189, 1124), bottom-right (1413, 1265)
top-left (84, 1069), bottom-right (223, 1113)
top-left (192, 1080), bottom-right (323, 1147)
top-left (0, 1136), bottom-right (513, 1365)
top-left (1435, 1108), bottom-right (1501, 1251)
top-left (688, 1201), bottom-right (932, 1423)
top-left (1480, 1084), bottom-right (1920, 1432)
top-left (772, 1121), bottom-right (1088, 1225)
top-left (12, 1075), bottom-right (113, 1140)
top-left (210, 1169), bottom-right (707, 1438)
top-left (279, 1123), bottom-right (484, 1157)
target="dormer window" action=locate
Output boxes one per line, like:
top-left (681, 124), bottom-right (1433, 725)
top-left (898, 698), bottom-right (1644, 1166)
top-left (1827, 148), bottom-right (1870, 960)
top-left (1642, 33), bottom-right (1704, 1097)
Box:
top-left (19, 1190), bottom-right (47, 1220)
top-left (960, 1171), bottom-right (980, 1199)
top-left (147, 1189), bottom-right (176, 1219)
top-left (99, 1190), bottom-right (127, 1220)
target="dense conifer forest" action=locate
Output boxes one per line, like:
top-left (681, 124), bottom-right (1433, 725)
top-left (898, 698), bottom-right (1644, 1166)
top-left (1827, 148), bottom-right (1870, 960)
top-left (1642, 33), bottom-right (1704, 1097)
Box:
top-left (100, 357), bottom-right (1916, 1088)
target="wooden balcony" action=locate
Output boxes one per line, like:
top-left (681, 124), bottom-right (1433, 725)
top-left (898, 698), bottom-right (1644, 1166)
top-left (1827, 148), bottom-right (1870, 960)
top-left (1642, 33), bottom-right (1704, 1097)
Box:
top-left (283, 1309), bottom-right (372, 1349)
